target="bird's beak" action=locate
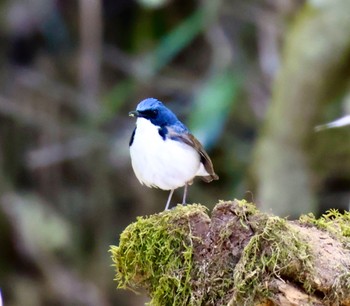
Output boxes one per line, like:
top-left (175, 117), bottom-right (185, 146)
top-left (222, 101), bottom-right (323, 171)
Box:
top-left (129, 110), bottom-right (139, 117)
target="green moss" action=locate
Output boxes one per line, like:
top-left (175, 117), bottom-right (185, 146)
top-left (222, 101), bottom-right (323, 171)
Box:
top-left (300, 209), bottom-right (350, 246)
top-left (110, 204), bottom-right (207, 306)
top-left (110, 200), bottom-right (259, 305)
top-left (231, 216), bottom-right (314, 304)
top-left (233, 199), bottom-right (259, 214)
top-left (112, 200), bottom-right (350, 305)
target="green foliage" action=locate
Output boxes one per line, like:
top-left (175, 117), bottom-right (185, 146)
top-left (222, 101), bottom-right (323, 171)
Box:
top-left (5, 194), bottom-right (72, 256)
top-left (189, 70), bottom-right (241, 148)
top-left (110, 204), bottom-right (207, 306)
top-left (142, 7), bottom-right (208, 76)
top-left (99, 80), bottom-right (136, 124)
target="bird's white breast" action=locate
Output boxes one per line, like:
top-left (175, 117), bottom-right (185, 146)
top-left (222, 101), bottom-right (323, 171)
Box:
top-left (130, 118), bottom-right (201, 190)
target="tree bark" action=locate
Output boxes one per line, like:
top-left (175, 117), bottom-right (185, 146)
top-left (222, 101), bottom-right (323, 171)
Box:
top-left (252, 0), bottom-right (350, 217)
top-left (111, 200), bottom-right (350, 305)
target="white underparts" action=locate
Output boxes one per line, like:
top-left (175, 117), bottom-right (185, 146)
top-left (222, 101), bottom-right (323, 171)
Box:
top-left (130, 118), bottom-right (208, 190)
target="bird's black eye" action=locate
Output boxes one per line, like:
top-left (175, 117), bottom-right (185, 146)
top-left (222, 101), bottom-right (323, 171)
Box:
top-left (139, 109), bottom-right (158, 118)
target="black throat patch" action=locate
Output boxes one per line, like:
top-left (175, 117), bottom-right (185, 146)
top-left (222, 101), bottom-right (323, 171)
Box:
top-left (129, 127), bottom-right (136, 146)
top-left (158, 126), bottom-right (168, 140)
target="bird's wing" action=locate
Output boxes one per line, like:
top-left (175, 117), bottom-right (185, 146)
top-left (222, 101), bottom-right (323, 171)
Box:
top-left (167, 127), bottom-right (219, 182)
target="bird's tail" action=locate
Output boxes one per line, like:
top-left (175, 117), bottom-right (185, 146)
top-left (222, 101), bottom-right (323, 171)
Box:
top-left (201, 173), bottom-right (219, 183)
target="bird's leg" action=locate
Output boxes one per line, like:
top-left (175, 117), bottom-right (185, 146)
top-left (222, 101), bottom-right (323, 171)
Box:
top-left (182, 183), bottom-right (188, 205)
top-left (164, 189), bottom-right (174, 210)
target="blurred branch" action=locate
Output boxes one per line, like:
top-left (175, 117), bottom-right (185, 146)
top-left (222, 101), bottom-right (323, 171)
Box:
top-left (103, 45), bottom-right (141, 79)
top-left (103, 45), bottom-right (195, 92)
top-left (0, 94), bottom-right (93, 137)
top-left (14, 68), bottom-right (82, 110)
top-left (0, 95), bottom-right (112, 169)
top-left (79, 0), bottom-right (102, 114)
top-left (221, 2), bottom-right (284, 80)
top-left (26, 137), bottom-right (99, 169)
top-left (204, 24), bottom-right (234, 73)
top-left (221, 2), bottom-right (278, 24)
top-left (0, 95), bottom-right (60, 130)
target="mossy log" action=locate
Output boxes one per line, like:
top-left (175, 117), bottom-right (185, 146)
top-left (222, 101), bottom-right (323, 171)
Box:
top-left (110, 200), bottom-right (350, 305)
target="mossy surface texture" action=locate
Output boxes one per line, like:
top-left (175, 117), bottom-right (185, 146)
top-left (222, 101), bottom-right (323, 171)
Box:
top-left (110, 204), bottom-right (208, 306)
top-left (300, 209), bottom-right (350, 244)
top-left (110, 200), bottom-right (350, 305)
top-left (232, 216), bottom-right (313, 305)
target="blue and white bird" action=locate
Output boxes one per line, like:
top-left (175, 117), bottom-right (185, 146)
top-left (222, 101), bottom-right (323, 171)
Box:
top-left (129, 98), bottom-right (219, 210)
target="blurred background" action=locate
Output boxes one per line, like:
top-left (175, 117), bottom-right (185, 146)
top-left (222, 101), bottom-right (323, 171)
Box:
top-left (0, 0), bottom-right (350, 305)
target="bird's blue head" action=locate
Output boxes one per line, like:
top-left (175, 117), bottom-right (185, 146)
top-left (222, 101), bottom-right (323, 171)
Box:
top-left (129, 98), bottom-right (186, 130)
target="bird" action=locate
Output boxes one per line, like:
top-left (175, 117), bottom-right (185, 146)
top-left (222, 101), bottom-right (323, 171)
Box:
top-left (129, 98), bottom-right (218, 210)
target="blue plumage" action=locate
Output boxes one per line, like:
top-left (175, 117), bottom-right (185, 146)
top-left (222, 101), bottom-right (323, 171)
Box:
top-left (135, 98), bottom-right (188, 131)
top-left (129, 98), bottom-right (218, 210)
